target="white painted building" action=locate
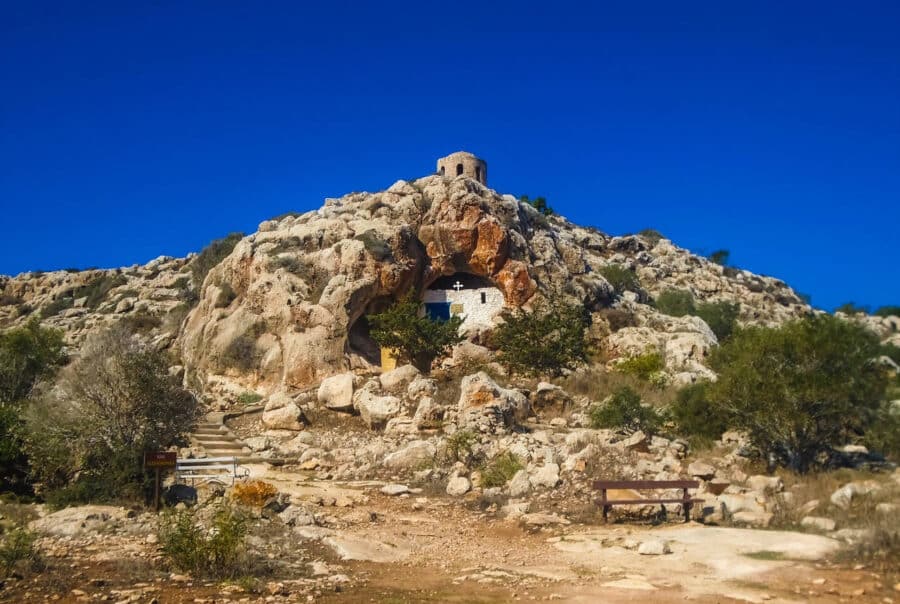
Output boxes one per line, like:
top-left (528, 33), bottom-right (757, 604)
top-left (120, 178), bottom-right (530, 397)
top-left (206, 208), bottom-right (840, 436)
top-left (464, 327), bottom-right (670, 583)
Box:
top-left (422, 275), bottom-right (505, 334)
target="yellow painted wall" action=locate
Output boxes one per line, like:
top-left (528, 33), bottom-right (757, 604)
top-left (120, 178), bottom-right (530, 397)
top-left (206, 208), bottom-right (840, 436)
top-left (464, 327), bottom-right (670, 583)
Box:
top-left (380, 347), bottom-right (398, 370)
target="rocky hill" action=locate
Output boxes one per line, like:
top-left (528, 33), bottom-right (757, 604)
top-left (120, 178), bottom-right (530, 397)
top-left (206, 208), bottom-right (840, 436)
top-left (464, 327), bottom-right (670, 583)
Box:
top-left (2, 172), bottom-right (896, 401)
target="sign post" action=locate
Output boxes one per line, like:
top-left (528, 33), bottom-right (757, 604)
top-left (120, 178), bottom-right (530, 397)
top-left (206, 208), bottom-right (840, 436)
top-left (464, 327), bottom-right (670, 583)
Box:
top-left (144, 451), bottom-right (177, 512)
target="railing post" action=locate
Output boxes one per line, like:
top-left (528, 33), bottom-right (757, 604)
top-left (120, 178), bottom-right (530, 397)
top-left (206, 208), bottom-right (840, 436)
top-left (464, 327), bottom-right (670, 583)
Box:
top-left (601, 488), bottom-right (609, 523)
top-left (682, 487), bottom-right (690, 523)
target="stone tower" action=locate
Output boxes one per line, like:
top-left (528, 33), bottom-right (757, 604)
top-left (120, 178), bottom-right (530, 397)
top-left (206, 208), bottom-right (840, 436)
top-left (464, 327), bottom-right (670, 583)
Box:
top-left (436, 151), bottom-right (487, 185)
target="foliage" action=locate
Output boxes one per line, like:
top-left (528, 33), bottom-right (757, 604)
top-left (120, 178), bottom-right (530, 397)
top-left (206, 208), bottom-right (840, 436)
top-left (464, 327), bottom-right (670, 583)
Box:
top-left (492, 302), bottom-right (588, 377)
top-left (159, 502), bottom-right (249, 580)
top-left (880, 344), bottom-right (900, 365)
top-left (695, 300), bottom-right (741, 342)
top-left (708, 249), bottom-right (730, 266)
top-left (0, 526), bottom-right (41, 578)
top-left (874, 305), bottom-right (900, 318)
top-left (668, 383), bottom-right (728, 445)
top-left (835, 302), bottom-right (870, 315)
top-left (368, 292), bottom-right (464, 372)
top-left (863, 400), bottom-right (900, 460)
top-left (599, 264), bottom-right (640, 294)
top-left (444, 429), bottom-right (478, 466)
top-left (479, 452), bottom-right (523, 488)
top-left (23, 325), bottom-right (200, 501)
top-left (637, 229), bottom-right (664, 246)
top-left (707, 315), bottom-right (888, 472)
top-left (519, 195), bottom-right (554, 216)
top-left (0, 320), bottom-right (66, 493)
top-left (589, 386), bottom-right (664, 435)
top-left (653, 289), bottom-right (695, 317)
top-left (615, 351), bottom-right (665, 381)
top-left (237, 392), bottom-right (263, 406)
top-left (191, 232), bottom-right (243, 288)
top-left (230, 480), bottom-right (278, 507)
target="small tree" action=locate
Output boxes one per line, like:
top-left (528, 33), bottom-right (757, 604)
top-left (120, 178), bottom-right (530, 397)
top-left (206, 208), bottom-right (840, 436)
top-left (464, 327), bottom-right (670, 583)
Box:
top-left (708, 315), bottom-right (888, 473)
top-left (519, 195), bottom-right (554, 216)
top-left (492, 302), bottom-right (588, 377)
top-left (368, 293), bottom-right (464, 373)
top-left (695, 300), bottom-right (740, 342)
top-left (23, 326), bottom-right (200, 502)
top-left (589, 387), bottom-right (664, 435)
top-left (654, 289), bottom-right (695, 317)
top-left (599, 264), bottom-right (640, 295)
top-left (708, 249), bottom-right (730, 266)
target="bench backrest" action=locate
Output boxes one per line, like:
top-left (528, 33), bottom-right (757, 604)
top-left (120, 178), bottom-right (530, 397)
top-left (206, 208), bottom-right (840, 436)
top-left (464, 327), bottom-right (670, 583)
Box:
top-left (593, 480), bottom-right (699, 490)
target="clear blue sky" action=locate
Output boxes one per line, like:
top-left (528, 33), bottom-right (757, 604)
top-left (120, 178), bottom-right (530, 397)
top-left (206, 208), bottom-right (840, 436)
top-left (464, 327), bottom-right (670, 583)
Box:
top-left (1, 2), bottom-right (898, 311)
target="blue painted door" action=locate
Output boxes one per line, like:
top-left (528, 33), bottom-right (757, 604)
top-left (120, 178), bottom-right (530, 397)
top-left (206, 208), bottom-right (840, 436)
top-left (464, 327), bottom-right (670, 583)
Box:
top-left (424, 302), bottom-right (451, 321)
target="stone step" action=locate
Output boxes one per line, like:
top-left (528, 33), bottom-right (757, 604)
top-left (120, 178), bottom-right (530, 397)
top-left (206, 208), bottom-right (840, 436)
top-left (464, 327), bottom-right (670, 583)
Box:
top-left (193, 433), bottom-right (239, 441)
top-left (194, 441), bottom-right (243, 450)
top-left (195, 426), bottom-right (226, 433)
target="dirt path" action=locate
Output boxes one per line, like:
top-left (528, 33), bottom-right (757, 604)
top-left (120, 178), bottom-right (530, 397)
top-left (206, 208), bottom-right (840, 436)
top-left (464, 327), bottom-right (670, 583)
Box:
top-left (260, 467), bottom-right (890, 603)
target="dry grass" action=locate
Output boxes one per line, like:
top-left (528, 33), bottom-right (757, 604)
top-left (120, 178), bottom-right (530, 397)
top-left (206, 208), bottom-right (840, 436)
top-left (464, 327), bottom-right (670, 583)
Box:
top-left (557, 366), bottom-right (679, 407)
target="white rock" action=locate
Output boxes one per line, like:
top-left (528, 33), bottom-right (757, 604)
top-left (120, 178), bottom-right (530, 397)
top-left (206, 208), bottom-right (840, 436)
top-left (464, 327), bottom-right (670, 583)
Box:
top-left (446, 476), bottom-right (471, 497)
top-left (529, 463), bottom-right (561, 489)
top-left (731, 510), bottom-right (773, 528)
top-left (382, 440), bottom-right (436, 470)
top-left (407, 376), bottom-right (437, 401)
top-left (355, 384), bottom-right (401, 430)
top-left (379, 364), bottom-right (420, 392)
top-left (507, 470), bottom-right (531, 498)
top-left (687, 461), bottom-right (716, 480)
top-left (800, 516), bottom-right (836, 532)
top-left (262, 402), bottom-right (304, 431)
top-left (747, 475), bottom-right (783, 494)
top-left (457, 372), bottom-right (530, 432)
top-left (380, 484), bottom-right (410, 496)
top-left (637, 539), bottom-right (671, 555)
top-left (318, 373), bottom-right (355, 412)
top-left (830, 481), bottom-right (880, 509)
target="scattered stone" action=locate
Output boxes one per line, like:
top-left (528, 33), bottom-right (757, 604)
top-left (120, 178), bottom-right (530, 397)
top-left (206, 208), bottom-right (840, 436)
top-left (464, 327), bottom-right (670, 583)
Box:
top-left (379, 364), bottom-right (420, 392)
top-left (529, 463), bottom-right (561, 489)
top-left (830, 481), bottom-right (880, 509)
top-left (637, 539), bottom-right (672, 555)
top-left (380, 484), bottom-right (410, 496)
top-left (382, 440), bottom-right (436, 469)
top-left (446, 476), bottom-right (471, 497)
top-left (688, 461), bottom-right (716, 480)
top-left (747, 475), bottom-right (783, 494)
top-left (801, 516), bottom-right (836, 532)
top-left (317, 372), bottom-right (355, 412)
top-left (507, 470), bottom-right (532, 498)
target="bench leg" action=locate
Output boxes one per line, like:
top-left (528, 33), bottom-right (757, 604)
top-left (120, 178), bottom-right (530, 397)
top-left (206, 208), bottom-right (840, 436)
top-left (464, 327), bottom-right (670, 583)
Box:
top-left (602, 505), bottom-right (609, 523)
top-left (683, 487), bottom-right (691, 522)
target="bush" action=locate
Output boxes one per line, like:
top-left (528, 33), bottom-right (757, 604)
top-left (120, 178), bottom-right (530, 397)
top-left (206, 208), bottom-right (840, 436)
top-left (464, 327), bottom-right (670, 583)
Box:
top-left (638, 229), bottom-right (664, 246)
top-left (695, 300), bottom-right (740, 342)
top-left (863, 401), bottom-right (900, 460)
top-left (707, 315), bottom-right (888, 472)
top-left (23, 326), bottom-right (200, 501)
top-left (874, 305), bottom-right (900, 318)
top-left (653, 289), bottom-right (695, 317)
top-left (230, 480), bottom-right (278, 507)
top-left (444, 429), bottom-right (478, 466)
top-left (615, 351), bottom-right (665, 381)
top-left (75, 273), bottom-right (128, 310)
top-left (668, 383), bottom-right (727, 445)
top-left (191, 232), bottom-right (243, 288)
top-left (479, 452), bottom-right (523, 488)
top-left (369, 292), bottom-right (464, 373)
top-left (835, 302), bottom-right (870, 315)
top-left (708, 249), bottom-right (730, 266)
top-left (492, 302), bottom-right (588, 377)
top-left (599, 264), bottom-right (640, 294)
top-left (0, 526), bottom-right (41, 577)
top-left (237, 392), bottom-right (263, 406)
top-left (589, 386), bottom-right (664, 435)
top-left (519, 195), bottom-right (554, 216)
top-left (159, 502), bottom-right (249, 580)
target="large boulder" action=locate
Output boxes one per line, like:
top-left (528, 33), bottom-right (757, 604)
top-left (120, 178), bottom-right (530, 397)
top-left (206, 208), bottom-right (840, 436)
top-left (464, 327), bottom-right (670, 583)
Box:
top-left (262, 392), bottom-right (305, 431)
top-left (457, 372), bottom-right (530, 432)
top-left (382, 440), bottom-right (436, 469)
top-left (318, 372), bottom-right (355, 412)
top-left (353, 381), bottom-right (401, 430)
top-left (379, 364), bottom-right (420, 392)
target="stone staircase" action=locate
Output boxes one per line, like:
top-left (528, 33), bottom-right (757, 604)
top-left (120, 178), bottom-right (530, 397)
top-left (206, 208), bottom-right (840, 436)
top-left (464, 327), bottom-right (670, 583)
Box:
top-left (189, 415), bottom-right (276, 465)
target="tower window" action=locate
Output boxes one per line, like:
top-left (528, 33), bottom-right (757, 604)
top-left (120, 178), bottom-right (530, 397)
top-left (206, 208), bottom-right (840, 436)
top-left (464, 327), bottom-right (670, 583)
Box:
top-left (475, 166), bottom-right (481, 181)
top-left (481, 292), bottom-right (486, 304)
top-left (456, 163), bottom-right (464, 176)
top-left (439, 166), bottom-right (445, 176)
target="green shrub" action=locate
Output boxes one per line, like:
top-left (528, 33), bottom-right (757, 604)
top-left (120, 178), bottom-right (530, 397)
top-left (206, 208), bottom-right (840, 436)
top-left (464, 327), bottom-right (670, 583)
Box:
top-left (237, 392), bottom-right (263, 406)
top-left (40, 295), bottom-right (74, 318)
top-left (519, 195), bottom-right (554, 216)
top-left (881, 344), bottom-right (900, 365)
top-left (599, 264), bottom-right (640, 294)
top-left (0, 526), bottom-right (41, 577)
top-left (191, 232), bottom-right (243, 288)
top-left (444, 429), bottom-right (478, 466)
top-left (492, 302), bottom-right (588, 377)
top-left (668, 383), bottom-right (728, 446)
top-left (479, 452), bottom-right (523, 488)
top-left (707, 315), bottom-right (888, 473)
top-left (708, 249), bottom-right (730, 266)
top-left (615, 352), bottom-right (665, 381)
top-left (369, 292), bottom-right (463, 373)
top-left (589, 386), bottom-right (664, 435)
top-left (654, 289), bottom-right (695, 317)
top-left (874, 305), bottom-right (900, 318)
top-left (863, 400), bottom-right (900, 461)
top-left (638, 229), bottom-right (664, 246)
top-left (354, 230), bottom-right (393, 261)
top-left (695, 300), bottom-right (740, 342)
top-left (23, 326), bottom-right (199, 502)
top-left (159, 502), bottom-right (249, 580)
top-left (835, 302), bottom-right (870, 315)
top-left (75, 273), bottom-right (128, 309)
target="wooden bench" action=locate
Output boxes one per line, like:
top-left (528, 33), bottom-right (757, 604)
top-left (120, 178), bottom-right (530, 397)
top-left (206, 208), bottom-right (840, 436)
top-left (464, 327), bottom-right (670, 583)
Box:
top-left (175, 457), bottom-right (250, 486)
top-left (593, 480), bottom-right (702, 523)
